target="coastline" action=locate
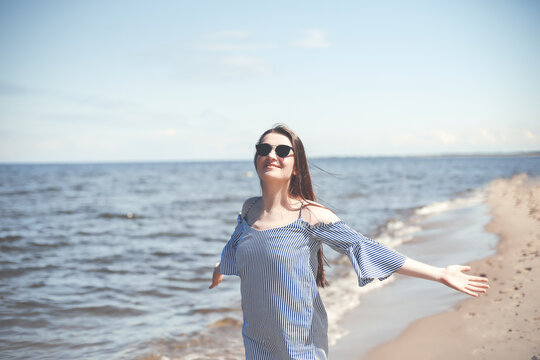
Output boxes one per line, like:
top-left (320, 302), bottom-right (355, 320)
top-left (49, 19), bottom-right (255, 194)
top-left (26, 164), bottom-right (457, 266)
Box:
top-left (140, 173), bottom-right (539, 360)
top-left (357, 174), bottom-right (540, 359)
top-left (328, 183), bottom-right (497, 358)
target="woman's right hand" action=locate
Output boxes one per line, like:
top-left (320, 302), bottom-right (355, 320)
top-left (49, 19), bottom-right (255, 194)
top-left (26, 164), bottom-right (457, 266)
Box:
top-left (209, 263), bottom-right (223, 289)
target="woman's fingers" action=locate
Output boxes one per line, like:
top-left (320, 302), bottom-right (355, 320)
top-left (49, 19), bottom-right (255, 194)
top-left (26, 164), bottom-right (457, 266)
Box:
top-left (465, 284), bottom-right (488, 293)
top-left (209, 277), bottom-right (222, 289)
top-left (464, 289), bottom-right (479, 297)
top-left (463, 274), bottom-right (490, 294)
top-left (441, 265), bottom-right (489, 297)
top-left (209, 265), bottom-right (223, 289)
top-left (470, 281), bottom-right (489, 288)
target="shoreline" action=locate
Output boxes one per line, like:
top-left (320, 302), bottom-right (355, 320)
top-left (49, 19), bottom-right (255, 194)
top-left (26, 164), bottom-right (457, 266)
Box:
top-left (360, 174), bottom-right (540, 359)
top-left (329, 184), bottom-right (497, 358)
top-left (140, 174), bottom-right (539, 360)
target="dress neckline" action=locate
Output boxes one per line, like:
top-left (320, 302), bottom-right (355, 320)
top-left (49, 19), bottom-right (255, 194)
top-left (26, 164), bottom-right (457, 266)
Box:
top-left (242, 216), bottom-right (304, 233)
top-left (242, 198), bottom-right (305, 233)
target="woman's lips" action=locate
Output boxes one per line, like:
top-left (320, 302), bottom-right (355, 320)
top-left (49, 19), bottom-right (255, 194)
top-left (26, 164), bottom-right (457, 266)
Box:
top-left (265, 163), bottom-right (280, 169)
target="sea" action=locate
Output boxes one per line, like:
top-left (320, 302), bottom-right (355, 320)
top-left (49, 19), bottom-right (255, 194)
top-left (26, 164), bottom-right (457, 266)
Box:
top-left (1, 155), bottom-right (539, 360)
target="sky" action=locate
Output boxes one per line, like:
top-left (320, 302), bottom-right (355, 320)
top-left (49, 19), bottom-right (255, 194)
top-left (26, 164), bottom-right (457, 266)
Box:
top-left (1, 0), bottom-right (539, 163)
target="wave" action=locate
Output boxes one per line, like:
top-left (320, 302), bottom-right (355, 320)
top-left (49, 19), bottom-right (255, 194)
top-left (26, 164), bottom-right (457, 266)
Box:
top-left (55, 209), bottom-right (75, 215)
top-left (374, 219), bottom-right (422, 248)
top-left (1, 317), bottom-right (51, 329)
top-left (371, 188), bottom-right (486, 249)
top-left (0, 235), bottom-right (23, 243)
top-left (180, 277), bottom-right (211, 283)
top-left (162, 285), bottom-right (201, 293)
top-left (63, 305), bottom-right (146, 317)
top-left (86, 254), bottom-right (123, 264)
top-left (75, 230), bottom-right (113, 236)
top-left (0, 236), bottom-right (69, 252)
top-left (200, 236), bottom-right (220, 243)
top-left (338, 191), bottom-right (367, 199)
top-left (28, 240), bottom-right (70, 249)
top-left (190, 307), bottom-right (239, 315)
top-left (137, 289), bottom-right (173, 298)
top-left (0, 264), bottom-right (59, 278)
top-left (321, 268), bottom-right (396, 346)
top-left (413, 190), bottom-right (484, 217)
top-left (137, 320), bottom-right (245, 360)
top-left (10, 299), bottom-right (59, 310)
top-left (321, 187), bottom-right (488, 346)
top-left (89, 267), bottom-right (130, 275)
top-left (76, 285), bottom-right (123, 295)
top-left (142, 232), bottom-right (194, 239)
top-left (0, 186), bottom-right (61, 196)
top-left (98, 212), bottom-right (143, 219)
top-left (171, 195), bottom-right (244, 207)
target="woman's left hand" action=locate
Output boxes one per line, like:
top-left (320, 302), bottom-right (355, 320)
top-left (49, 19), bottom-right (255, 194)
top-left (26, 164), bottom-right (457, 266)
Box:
top-left (440, 265), bottom-right (489, 297)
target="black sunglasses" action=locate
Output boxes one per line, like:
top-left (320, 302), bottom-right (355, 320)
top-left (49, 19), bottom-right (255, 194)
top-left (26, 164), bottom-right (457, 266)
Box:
top-left (255, 143), bottom-right (294, 158)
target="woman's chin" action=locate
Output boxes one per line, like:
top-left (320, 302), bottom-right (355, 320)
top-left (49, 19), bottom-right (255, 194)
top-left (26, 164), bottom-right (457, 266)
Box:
top-left (259, 172), bottom-right (292, 182)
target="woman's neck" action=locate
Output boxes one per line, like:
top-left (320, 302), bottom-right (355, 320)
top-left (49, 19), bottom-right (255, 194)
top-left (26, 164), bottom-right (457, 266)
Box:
top-left (260, 181), bottom-right (297, 211)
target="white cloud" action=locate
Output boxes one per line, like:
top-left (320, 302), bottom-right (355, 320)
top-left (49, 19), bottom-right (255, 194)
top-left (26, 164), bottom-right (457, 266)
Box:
top-left (294, 29), bottom-right (330, 49)
top-left (524, 130), bottom-right (536, 140)
top-left (155, 129), bottom-right (176, 137)
top-left (433, 130), bottom-right (457, 144)
top-left (481, 129), bottom-right (497, 143)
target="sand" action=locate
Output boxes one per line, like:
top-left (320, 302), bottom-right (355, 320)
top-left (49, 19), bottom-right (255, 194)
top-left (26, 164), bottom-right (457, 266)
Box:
top-left (360, 174), bottom-right (540, 360)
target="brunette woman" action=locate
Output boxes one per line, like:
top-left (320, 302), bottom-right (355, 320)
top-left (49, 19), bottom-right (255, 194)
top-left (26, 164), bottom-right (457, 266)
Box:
top-left (210, 124), bottom-right (488, 359)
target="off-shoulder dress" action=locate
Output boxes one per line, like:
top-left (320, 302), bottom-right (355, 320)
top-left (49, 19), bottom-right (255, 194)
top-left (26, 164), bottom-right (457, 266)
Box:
top-left (220, 200), bottom-right (406, 360)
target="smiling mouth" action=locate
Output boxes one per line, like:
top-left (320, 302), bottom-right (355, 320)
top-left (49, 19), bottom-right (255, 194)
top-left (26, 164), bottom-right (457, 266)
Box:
top-left (265, 163), bottom-right (281, 169)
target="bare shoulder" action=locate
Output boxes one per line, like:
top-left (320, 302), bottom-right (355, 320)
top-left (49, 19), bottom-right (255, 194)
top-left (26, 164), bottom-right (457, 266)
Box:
top-left (241, 196), bottom-right (261, 217)
top-left (302, 200), bottom-right (341, 225)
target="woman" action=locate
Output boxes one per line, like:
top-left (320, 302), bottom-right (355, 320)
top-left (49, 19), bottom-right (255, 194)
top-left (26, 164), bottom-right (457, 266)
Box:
top-left (209, 124), bottom-right (489, 359)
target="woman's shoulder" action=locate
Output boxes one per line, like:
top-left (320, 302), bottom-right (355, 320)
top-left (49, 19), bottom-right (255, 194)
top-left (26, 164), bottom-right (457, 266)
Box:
top-left (302, 200), bottom-right (341, 226)
top-left (241, 196), bottom-right (261, 217)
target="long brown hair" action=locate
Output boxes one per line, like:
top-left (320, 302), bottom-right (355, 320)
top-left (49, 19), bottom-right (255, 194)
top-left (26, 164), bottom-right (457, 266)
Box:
top-left (253, 124), bottom-right (329, 287)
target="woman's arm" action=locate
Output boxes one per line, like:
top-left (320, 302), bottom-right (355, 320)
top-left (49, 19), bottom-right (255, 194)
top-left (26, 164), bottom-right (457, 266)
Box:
top-left (396, 258), bottom-right (489, 297)
top-left (210, 197), bottom-right (258, 289)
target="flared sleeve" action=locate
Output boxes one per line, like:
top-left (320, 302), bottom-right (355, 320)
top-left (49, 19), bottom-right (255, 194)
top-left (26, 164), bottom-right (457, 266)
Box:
top-left (219, 213), bottom-right (244, 276)
top-left (308, 221), bottom-right (406, 286)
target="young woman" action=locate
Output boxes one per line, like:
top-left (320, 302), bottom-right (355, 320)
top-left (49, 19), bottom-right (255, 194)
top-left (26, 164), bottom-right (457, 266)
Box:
top-left (209, 124), bottom-right (489, 359)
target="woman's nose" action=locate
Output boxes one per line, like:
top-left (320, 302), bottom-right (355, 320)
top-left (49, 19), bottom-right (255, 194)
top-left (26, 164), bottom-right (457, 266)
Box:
top-left (267, 148), bottom-right (278, 159)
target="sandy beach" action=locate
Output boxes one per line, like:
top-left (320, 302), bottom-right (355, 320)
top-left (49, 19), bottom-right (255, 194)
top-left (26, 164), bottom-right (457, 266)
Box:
top-left (358, 174), bottom-right (540, 360)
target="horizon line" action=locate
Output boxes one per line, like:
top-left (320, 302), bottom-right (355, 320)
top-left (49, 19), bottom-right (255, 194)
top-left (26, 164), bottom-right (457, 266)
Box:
top-left (1, 150), bottom-right (539, 166)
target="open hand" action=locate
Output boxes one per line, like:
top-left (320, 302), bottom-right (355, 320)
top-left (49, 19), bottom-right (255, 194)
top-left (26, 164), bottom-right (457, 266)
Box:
top-left (440, 265), bottom-right (489, 297)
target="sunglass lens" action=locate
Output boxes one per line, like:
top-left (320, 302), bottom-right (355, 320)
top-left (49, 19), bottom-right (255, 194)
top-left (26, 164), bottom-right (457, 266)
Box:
top-left (256, 143), bottom-right (271, 156)
top-left (275, 145), bottom-right (292, 158)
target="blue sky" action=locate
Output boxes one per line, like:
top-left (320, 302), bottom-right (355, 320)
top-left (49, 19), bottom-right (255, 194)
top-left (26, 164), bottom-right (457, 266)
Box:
top-left (1, 0), bottom-right (539, 163)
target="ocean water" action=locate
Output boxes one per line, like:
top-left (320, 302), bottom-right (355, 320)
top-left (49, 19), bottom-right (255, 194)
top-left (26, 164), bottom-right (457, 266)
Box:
top-left (0, 155), bottom-right (539, 359)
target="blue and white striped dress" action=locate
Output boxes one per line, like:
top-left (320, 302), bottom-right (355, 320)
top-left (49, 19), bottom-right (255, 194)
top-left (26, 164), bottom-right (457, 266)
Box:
top-left (220, 204), bottom-right (406, 360)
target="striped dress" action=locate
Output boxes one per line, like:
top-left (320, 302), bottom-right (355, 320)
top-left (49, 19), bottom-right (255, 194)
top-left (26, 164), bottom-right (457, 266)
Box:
top-left (220, 203), bottom-right (406, 360)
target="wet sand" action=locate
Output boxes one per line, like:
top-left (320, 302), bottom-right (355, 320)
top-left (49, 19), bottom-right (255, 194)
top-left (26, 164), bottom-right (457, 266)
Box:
top-left (360, 174), bottom-right (540, 360)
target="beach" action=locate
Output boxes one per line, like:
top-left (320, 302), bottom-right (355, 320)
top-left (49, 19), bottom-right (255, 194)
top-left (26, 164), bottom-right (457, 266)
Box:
top-left (3, 159), bottom-right (540, 359)
top-left (333, 174), bottom-right (540, 360)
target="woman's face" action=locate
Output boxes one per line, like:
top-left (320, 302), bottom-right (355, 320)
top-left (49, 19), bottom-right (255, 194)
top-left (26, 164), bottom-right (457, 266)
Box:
top-left (256, 132), bottom-right (295, 184)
